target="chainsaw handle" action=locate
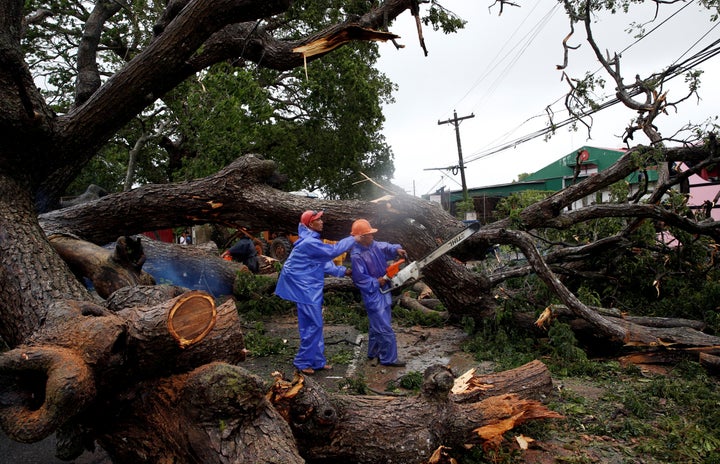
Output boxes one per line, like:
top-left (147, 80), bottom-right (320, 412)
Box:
top-left (384, 258), bottom-right (405, 279)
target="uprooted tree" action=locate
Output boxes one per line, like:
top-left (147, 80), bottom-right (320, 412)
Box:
top-left (3, 0), bottom-right (720, 462)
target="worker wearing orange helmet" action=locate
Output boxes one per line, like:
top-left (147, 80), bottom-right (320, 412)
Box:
top-left (275, 209), bottom-right (358, 375)
top-left (349, 219), bottom-right (408, 367)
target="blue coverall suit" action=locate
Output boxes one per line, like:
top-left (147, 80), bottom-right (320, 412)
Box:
top-left (275, 224), bottom-right (355, 371)
top-left (350, 240), bottom-right (403, 365)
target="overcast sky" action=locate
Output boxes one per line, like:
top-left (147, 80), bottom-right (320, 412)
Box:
top-left (375, 0), bottom-right (720, 197)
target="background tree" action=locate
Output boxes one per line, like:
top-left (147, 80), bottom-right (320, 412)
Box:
top-left (39, 0), bottom-right (397, 199)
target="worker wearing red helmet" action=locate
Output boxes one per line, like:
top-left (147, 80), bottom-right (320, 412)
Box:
top-left (275, 209), bottom-right (357, 375)
top-left (349, 219), bottom-right (408, 367)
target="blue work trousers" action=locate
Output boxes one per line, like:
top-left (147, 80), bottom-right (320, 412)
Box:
top-left (294, 302), bottom-right (327, 370)
top-left (366, 301), bottom-right (398, 365)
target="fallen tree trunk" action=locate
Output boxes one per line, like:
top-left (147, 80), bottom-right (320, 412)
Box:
top-left (399, 294), bottom-right (449, 319)
top-left (49, 234), bottom-right (155, 299)
top-left (450, 360), bottom-right (553, 403)
top-left (138, 237), bottom-right (246, 297)
top-left (268, 362), bottom-right (561, 463)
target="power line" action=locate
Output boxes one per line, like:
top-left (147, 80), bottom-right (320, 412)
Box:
top-left (453, 1), bottom-right (560, 110)
top-left (462, 10), bottom-right (720, 165)
top-left (463, 37), bottom-right (720, 165)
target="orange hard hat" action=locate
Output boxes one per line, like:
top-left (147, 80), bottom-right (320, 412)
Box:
top-left (351, 219), bottom-right (378, 236)
top-left (300, 209), bottom-right (323, 227)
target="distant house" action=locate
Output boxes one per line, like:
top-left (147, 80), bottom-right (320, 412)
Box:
top-left (427, 146), bottom-right (660, 223)
top-left (681, 162), bottom-right (720, 221)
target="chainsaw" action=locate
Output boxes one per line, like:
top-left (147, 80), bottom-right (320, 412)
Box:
top-left (380, 221), bottom-right (480, 293)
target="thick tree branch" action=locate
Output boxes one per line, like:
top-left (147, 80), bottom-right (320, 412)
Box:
top-left (74, 0), bottom-right (122, 105)
top-left (35, 0), bottom-right (412, 210)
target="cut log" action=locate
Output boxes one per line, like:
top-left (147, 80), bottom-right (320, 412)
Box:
top-left (118, 293), bottom-right (245, 376)
top-left (412, 281), bottom-right (434, 299)
top-left (417, 298), bottom-right (444, 310)
top-left (167, 291), bottom-right (217, 348)
top-left (104, 284), bottom-right (188, 311)
top-left (399, 294), bottom-right (449, 319)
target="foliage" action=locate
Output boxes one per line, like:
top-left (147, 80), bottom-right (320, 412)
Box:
top-left (67, 115), bottom-right (171, 195)
top-left (421, 1), bottom-right (467, 33)
top-left (553, 362), bottom-right (720, 464)
top-left (494, 190), bottom-right (552, 220)
top-left (338, 375), bottom-right (370, 395)
top-left (385, 370), bottom-right (423, 393)
top-left (454, 199), bottom-right (476, 220)
top-left (23, 0), bottom-right (173, 195)
top-left (328, 349), bottom-right (355, 366)
top-left (491, 174), bottom-right (720, 334)
top-left (322, 292), bottom-right (368, 329)
top-left (242, 321), bottom-right (290, 357)
top-left (233, 273), bottom-right (293, 320)
top-left (397, 370), bottom-right (423, 391)
top-left (65, 143), bottom-right (130, 195)
top-left (27, 0), bottom-right (397, 200)
top-left (164, 42), bottom-right (397, 199)
top-left (458, 315), bottom-right (720, 464)
top-left (462, 319), bottom-right (537, 371)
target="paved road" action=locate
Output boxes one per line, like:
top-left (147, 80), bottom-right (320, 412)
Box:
top-left (0, 430), bottom-right (110, 464)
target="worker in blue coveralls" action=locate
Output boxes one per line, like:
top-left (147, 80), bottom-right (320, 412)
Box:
top-left (275, 210), bottom-right (358, 375)
top-left (349, 219), bottom-right (408, 367)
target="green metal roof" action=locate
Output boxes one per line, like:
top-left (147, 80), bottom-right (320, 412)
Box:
top-left (446, 145), bottom-right (658, 202)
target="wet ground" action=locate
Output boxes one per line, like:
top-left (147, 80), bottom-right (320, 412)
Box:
top-left (0, 430), bottom-right (110, 464)
top-left (238, 316), bottom-right (482, 394)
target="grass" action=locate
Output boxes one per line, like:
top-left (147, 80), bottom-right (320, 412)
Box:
top-left (455, 318), bottom-right (720, 464)
top-left (242, 321), bottom-right (290, 357)
top-left (231, 273), bottom-right (720, 463)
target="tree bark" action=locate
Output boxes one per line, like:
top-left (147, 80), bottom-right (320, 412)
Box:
top-left (268, 363), bottom-right (561, 463)
top-left (0, 176), bottom-right (90, 347)
top-left (0, 292), bottom-right (246, 445)
top-left (49, 234), bottom-right (156, 299)
top-left (450, 360), bottom-right (553, 403)
top-left (95, 363), bottom-right (305, 464)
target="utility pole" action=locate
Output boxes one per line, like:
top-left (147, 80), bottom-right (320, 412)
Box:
top-left (438, 110), bottom-right (474, 203)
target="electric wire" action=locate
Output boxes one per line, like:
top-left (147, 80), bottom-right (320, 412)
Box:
top-left (453, 1), bottom-right (561, 111)
top-left (463, 37), bottom-right (720, 165)
top-left (461, 6), bottom-right (720, 165)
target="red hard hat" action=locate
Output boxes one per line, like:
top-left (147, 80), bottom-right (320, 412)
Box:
top-left (351, 219), bottom-right (378, 236)
top-left (300, 210), bottom-right (324, 227)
